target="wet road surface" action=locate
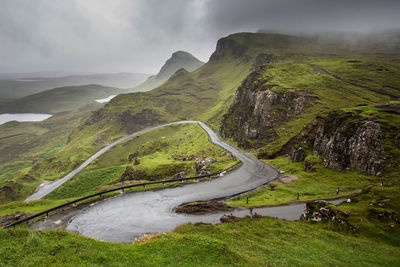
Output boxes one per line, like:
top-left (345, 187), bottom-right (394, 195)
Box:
top-left (29, 121), bottom-right (279, 243)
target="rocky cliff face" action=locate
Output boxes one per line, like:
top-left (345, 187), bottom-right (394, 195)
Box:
top-left (284, 111), bottom-right (386, 176)
top-left (311, 112), bottom-right (385, 176)
top-left (220, 59), bottom-right (387, 176)
top-left (220, 65), bottom-right (315, 148)
top-left (209, 37), bottom-right (248, 61)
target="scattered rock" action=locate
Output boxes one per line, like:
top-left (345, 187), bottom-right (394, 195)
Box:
top-left (300, 201), bottom-right (357, 231)
top-left (220, 214), bottom-right (241, 223)
top-left (195, 157), bottom-right (216, 175)
top-left (279, 175), bottom-right (298, 184)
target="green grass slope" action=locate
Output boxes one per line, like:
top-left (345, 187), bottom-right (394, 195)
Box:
top-left (0, 217), bottom-right (399, 266)
top-left (0, 105), bottom-right (96, 203)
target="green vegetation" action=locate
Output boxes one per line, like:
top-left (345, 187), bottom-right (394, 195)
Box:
top-left (45, 123), bottom-right (234, 199)
top-left (1, 32), bottom-right (400, 265)
top-left (251, 60), bottom-right (394, 155)
top-left (0, 106), bottom-right (96, 203)
top-left (227, 156), bottom-right (368, 207)
top-left (0, 199), bottom-right (69, 217)
top-left (228, 104), bottom-right (400, 245)
top-left (1, 216), bottom-right (399, 266)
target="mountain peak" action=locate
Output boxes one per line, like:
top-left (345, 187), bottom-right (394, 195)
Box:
top-left (171, 50), bottom-right (194, 58)
top-left (156, 51), bottom-right (204, 80)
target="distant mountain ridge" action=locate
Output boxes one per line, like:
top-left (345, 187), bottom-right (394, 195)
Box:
top-left (132, 51), bottom-right (204, 92)
top-left (0, 84), bottom-right (123, 114)
top-left (0, 72), bottom-right (149, 103)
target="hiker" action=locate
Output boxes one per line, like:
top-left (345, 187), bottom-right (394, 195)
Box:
top-left (336, 187), bottom-right (340, 195)
top-left (296, 192), bottom-right (299, 200)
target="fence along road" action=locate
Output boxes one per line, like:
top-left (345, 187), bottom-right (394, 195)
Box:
top-left (25, 121), bottom-right (201, 202)
top-left (25, 121), bottom-right (278, 243)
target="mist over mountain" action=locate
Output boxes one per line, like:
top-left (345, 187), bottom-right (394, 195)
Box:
top-left (0, 72), bottom-right (149, 103)
top-left (0, 84), bottom-right (123, 114)
top-left (132, 51), bottom-right (204, 92)
top-left (258, 28), bottom-right (400, 51)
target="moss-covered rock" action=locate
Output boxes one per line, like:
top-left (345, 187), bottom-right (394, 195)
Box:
top-left (220, 67), bottom-right (316, 148)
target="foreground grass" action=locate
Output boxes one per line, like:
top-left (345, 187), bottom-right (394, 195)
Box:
top-left (0, 216), bottom-right (399, 266)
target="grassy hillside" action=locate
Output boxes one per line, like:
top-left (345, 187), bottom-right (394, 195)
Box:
top-left (0, 216), bottom-right (399, 266)
top-left (0, 84), bottom-right (123, 114)
top-left (45, 123), bottom-right (234, 200)
top-left (0, 105), bottom-right (97, 203)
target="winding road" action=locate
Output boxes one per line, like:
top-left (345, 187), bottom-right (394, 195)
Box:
top-left (28, 121), bottom-right (279, 243)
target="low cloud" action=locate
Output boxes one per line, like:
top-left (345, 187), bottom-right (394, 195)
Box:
top-left (0, 0), bottom-right (398, 73)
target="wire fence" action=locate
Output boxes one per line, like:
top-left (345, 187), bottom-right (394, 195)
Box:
top-left (3, 160), bottom-right (242, 229)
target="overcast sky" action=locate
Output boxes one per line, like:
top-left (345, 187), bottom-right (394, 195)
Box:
top-left (0, 0), bottom-right (399, 74)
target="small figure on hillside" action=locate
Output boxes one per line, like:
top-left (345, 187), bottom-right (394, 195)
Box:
top-left (246, 197), bottom-right (249, 204)
top-left (336, 187), bottom-right (340, 195)
top-left (380, 181), bottom-right (384, 187)
top-left (296, 192), bottom-right (299, 200)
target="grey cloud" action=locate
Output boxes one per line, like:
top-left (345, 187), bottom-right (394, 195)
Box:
top-left (0, 0), bottom-right (399, 74)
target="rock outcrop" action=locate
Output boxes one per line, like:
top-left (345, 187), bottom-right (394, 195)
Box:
top-left (195, 157), bottom-right (216, 176)
top-left (220, 63), bottom-right (386, 176)
top-left (312, 112), bottom-right (385, 176)
top-left (210, 37), bottom-right (248, 61)
top-left (300, 200), bottom-right (357, 231)
top-left (220, 67), bottom-right (315, 148)
top-left (279, 110), bottom-right (386, 176)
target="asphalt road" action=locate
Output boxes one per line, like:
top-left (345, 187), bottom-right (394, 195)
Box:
top-left (25, 121), bottom-right (202, 202)
top-left (56, 121), bottom-right (279, 242)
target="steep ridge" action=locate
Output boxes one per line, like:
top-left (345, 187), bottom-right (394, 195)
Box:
top-left (219, 45), bottom-right (400, 176)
